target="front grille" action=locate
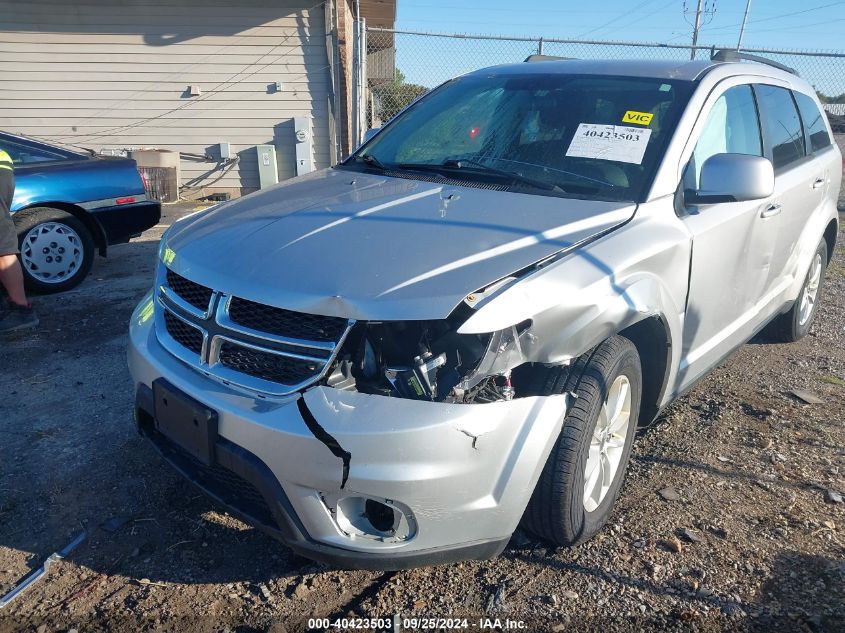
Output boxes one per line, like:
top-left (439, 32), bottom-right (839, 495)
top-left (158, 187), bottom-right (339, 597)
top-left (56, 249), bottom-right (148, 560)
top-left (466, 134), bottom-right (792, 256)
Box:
top-left (166, 269), bottom-right (213, 312)
top-left (218, 341), bottom-right (320, 385)
top-left (154, 432), bottom-right (277, 529)
top-left (164, 311), bottom-right (203, 355)
top-left (157, 266), bottom-right (352, 395)
top-left (228, 297), bottom-right (348, 342)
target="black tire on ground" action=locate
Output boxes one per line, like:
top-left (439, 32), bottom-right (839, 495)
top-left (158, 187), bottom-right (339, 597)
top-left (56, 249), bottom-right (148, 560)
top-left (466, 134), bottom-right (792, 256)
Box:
top-left (522, 335), bottom-right (642, 547)
top-left (763, 239), bottom-right (828, 343)
top-left (14, 207), bottom-right (95, 294)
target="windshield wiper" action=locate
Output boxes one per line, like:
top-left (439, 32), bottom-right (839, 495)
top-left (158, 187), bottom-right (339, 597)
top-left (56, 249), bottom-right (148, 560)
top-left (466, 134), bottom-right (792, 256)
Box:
top-left (468, 156), bottom-right (617, 189)
top-left (396, 159), bottom-right (565, 192)
top-left (440, 158), bottom-right (566, 192)
top-left (356, 154), bottom-right (387, 170)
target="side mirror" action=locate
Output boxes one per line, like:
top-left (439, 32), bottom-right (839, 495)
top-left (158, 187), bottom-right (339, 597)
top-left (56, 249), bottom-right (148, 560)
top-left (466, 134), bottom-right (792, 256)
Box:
top-left (363, 128), bottom-right (380, 143)
top-left (687, 153), bottom-right (774, 204)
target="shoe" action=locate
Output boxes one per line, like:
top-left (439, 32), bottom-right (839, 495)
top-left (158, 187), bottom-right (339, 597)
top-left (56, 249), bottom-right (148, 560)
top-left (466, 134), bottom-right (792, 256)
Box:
top-left (0, 301), bottom-right (39, 333)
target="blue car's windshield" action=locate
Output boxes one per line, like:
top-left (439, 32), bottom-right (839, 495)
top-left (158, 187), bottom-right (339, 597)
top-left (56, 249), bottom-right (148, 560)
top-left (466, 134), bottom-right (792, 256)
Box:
top-left (345, 73), bottom-right (693, 202)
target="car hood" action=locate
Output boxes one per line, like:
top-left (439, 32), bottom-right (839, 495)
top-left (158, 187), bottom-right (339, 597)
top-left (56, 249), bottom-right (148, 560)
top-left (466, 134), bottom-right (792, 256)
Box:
top-left (164, 168), bottom-right (636, 322)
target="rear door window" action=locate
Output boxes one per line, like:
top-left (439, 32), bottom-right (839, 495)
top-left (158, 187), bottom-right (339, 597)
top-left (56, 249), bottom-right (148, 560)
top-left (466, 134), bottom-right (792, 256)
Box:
top-left (754, 84), bottom-right (806, 170)
top-left (793, 91), bottom-right (833, 153)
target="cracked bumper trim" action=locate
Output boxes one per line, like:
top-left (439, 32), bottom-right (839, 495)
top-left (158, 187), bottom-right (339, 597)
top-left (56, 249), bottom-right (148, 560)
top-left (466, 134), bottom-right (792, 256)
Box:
top-left (135, 383), bottom-right (508, 570)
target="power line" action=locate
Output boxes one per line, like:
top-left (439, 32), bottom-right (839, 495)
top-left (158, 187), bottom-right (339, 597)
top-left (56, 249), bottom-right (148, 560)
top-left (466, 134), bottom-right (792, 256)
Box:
top-left (576, 0), bottom-right (662, 38)
top-left (703, 0), bottom-right (845, 33)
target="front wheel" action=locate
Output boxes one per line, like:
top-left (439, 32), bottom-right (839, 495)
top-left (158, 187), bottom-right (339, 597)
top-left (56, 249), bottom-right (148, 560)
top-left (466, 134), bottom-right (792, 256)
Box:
top-left (15, 207), bottom-right (95, 294)
top-left (522, 335), bottom-right (641, 546)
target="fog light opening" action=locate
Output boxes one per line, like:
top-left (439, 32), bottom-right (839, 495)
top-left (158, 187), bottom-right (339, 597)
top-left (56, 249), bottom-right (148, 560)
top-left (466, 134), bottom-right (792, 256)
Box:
top-left (332, 496), bottom-right (416, 542)
top-left (364, 499), bottom-right (395, 533)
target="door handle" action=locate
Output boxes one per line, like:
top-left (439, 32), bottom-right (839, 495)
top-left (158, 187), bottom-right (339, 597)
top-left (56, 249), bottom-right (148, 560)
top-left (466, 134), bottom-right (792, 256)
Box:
top-left (812, 177), bottom-right (825, 189)
top-left (761, 203), bottom-right (782, 218)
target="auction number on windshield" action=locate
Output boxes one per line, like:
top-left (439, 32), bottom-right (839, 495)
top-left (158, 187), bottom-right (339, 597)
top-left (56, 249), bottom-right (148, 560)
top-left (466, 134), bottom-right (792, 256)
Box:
top-left (582, 129), bottom-right (641, 141)
top-left (566, 123), bottom-right (653, 165)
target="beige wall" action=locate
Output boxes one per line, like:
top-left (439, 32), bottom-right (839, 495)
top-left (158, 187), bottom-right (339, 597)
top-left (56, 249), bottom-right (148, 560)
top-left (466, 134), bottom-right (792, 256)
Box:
top-left (0, 0), bottom-right (334, 196)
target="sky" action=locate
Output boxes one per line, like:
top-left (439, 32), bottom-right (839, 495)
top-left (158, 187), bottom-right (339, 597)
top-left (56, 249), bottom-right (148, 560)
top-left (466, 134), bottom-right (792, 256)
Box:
top-left (394, 0), bottom-right (845, 51)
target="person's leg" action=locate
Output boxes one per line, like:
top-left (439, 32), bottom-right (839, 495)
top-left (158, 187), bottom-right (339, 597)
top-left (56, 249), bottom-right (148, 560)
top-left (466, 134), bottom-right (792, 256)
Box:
top-left (0, 251), bottom-right (37, 331)
top-left (0, 252), bottom-right (28, 306)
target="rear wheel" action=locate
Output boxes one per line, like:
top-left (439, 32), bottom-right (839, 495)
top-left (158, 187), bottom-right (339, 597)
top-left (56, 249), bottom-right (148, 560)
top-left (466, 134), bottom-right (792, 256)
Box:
top-left (764, 239), bottom-right (827, 343)
top-left (522, 336), bottom-right (641, 546)
top-left (15, 207), bottom-right (95, 294)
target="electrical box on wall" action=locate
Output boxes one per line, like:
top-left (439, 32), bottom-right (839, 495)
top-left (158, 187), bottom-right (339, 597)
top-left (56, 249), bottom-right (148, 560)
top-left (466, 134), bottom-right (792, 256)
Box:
top-left (294, 116), bottom-right (314, 176)
top-left (256, 144), bottom-right (278, 189)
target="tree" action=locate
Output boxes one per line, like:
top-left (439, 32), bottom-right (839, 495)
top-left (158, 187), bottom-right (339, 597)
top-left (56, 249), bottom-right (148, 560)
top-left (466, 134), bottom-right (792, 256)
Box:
top-left (372, 69), bottom-right (428, 124)
top-left (816, 90), bottom-right (845, 104)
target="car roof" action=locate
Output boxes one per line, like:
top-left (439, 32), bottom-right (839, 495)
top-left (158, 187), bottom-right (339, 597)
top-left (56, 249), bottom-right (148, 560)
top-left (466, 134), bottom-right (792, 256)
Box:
top-left (464, 58), bottom-right (796, 83)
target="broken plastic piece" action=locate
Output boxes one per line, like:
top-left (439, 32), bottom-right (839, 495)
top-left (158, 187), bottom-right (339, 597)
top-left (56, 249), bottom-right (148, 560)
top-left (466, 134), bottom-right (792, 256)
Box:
top-left (0, 531), bottom-right (86, 609)
top-left (456, 325), bottom-right (530, 393)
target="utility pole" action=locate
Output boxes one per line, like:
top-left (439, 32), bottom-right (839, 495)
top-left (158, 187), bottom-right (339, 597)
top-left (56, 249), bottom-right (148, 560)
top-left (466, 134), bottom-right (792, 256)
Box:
top-left (685, 1), bottom-right (716, 59)
top-left (690, 0), bottom-right (703, 60)
top-left (737, 0), bottom-right (752, 50)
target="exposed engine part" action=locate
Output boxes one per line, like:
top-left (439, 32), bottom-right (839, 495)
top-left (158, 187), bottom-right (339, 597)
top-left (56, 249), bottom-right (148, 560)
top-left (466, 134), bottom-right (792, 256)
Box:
top-left (385, 351), bottom-right (446, 400)
top-left (462, 375), bottom-right (516, 403)
top-left (324, 315), bottom-right (535, 403)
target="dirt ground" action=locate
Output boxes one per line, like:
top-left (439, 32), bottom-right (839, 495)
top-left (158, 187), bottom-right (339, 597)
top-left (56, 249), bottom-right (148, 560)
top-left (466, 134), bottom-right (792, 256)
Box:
top-left (1, 202), bottom-right (844, 633)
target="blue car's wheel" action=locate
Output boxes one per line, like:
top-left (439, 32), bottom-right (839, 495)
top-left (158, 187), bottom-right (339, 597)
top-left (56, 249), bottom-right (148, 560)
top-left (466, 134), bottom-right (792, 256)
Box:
top-left (15, 207), bottom-right (95, 294)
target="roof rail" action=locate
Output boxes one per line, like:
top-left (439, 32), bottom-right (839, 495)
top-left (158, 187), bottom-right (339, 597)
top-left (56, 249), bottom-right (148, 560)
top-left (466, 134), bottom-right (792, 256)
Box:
top-left (524, 54), bottom-right (573, 63)
top-left (710, 48), bottom-right (797, 75)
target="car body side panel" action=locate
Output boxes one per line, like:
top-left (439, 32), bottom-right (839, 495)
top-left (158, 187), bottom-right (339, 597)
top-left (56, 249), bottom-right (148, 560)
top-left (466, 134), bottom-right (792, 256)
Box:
top-left (782, 145), bottom-right (842, 303)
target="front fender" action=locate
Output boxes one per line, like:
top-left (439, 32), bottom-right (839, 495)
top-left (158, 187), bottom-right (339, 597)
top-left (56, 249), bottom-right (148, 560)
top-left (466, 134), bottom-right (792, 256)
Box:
top-left (458, 199), bottom-right (689, 400)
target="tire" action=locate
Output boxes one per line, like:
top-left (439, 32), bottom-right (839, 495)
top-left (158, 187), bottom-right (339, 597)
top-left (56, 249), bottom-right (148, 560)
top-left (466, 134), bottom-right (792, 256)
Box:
top-left (764, 239), bottom-right (828, 343)
top-left (14, 207), bottom-right (95, 294)
top-left (522, 336), bottom-right (641, 547)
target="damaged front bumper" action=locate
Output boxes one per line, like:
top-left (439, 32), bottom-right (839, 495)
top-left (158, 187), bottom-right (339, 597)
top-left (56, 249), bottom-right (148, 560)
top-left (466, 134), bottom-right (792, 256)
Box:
top-left (128, 294), bottom-right (567, 569)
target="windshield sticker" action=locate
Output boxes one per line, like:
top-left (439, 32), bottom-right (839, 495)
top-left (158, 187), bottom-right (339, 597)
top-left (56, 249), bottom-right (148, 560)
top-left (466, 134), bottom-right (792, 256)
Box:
top-left (565, 123), bottom-right (653, 164)
top-left (622, 110), bottom-right (653, 126)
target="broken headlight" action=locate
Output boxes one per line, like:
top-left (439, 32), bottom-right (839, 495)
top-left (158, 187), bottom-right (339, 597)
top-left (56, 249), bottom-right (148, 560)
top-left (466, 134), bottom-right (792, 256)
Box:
top-left (326, 316), bottom-right (534, 404)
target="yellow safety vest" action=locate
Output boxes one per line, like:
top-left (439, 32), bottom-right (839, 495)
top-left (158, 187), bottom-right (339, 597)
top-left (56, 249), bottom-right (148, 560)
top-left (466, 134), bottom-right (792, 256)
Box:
top-left (0, 149), bottom-right (12, 172)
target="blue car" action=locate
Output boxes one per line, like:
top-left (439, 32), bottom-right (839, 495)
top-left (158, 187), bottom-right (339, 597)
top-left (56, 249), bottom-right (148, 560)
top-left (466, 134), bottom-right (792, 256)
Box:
top-left (1, 131), bottom-right (161, 293)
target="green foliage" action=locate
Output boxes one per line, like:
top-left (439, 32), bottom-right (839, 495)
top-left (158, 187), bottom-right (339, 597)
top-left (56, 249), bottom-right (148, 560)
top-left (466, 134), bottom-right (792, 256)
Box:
top-left (817, 91), bottom-right (845, 104)
top-left (372, 69), bottom-right (428, 123)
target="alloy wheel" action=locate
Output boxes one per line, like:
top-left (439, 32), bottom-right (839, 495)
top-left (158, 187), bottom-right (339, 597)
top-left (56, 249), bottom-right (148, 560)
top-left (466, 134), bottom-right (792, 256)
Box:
top-left (584, 374), bottom-right (632, 512)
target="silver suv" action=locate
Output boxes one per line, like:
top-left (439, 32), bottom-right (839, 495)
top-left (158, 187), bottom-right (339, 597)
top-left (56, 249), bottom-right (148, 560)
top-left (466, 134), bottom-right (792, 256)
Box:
top-left (128, 54), bottom-right (841, 569)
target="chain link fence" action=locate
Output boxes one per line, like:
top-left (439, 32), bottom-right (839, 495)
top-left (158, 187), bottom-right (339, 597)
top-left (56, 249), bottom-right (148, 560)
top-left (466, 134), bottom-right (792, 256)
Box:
top-left (364, 28), bottom-right (845, 131)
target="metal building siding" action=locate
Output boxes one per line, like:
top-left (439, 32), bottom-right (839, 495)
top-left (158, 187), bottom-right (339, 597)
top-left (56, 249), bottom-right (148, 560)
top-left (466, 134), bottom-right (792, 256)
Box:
top-left (0, 0), bottom-right (333, 193)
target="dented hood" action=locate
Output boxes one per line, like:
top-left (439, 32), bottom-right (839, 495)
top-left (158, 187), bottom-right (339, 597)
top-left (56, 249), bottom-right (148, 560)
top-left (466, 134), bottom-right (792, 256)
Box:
top-left (164, 168), bottom-right (635, 321)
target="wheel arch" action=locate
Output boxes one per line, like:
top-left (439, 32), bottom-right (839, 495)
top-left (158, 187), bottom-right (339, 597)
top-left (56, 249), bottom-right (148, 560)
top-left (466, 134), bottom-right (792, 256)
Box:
top-left (617, 315), bottom-right (672, 425)
top-left (823, 217), bottom-right (838, 266)
top-left (15, 202), bottom-right (107, 256)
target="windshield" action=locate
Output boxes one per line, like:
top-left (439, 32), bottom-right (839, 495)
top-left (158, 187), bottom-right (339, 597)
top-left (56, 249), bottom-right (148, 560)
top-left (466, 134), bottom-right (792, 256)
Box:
top-left (346, 73), bottom-right (693, 202)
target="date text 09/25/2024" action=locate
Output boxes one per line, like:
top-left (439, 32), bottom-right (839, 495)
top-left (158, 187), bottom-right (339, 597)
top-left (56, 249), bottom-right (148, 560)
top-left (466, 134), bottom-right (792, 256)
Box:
top-left (307, 617), bottom-right (529, 630)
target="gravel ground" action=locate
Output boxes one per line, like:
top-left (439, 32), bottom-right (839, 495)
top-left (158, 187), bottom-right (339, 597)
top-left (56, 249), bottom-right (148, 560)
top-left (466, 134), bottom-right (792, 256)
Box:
top-left (1, 202), bottom-right (844, 633)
